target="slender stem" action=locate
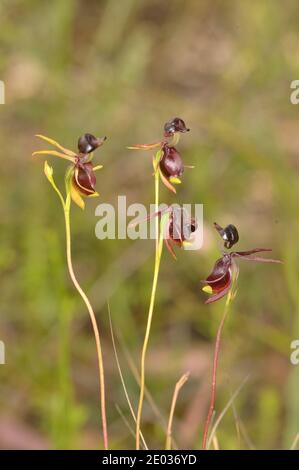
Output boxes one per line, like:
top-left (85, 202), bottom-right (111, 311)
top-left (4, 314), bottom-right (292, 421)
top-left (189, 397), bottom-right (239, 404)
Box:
top-left (154, 161), bottom-right (160, 257)
top-left (165, 373), bottom-right (189, 450)
top-left (108, 306), bottom-right (148, 450)
top-left (135, 166), bottom-right (161, 450)
top-left (206, 374), bottom-right (250, 449)
top-left (56, 297), bottom-right (73, 448)
top-left (202, 292), bottom-right (232, 450)
top-left (63, 195), bottom-right (108, 450)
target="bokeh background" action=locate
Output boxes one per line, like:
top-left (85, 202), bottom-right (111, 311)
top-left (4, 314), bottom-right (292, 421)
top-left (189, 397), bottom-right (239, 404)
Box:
top-left (0, 0), bottom-right (299, 450)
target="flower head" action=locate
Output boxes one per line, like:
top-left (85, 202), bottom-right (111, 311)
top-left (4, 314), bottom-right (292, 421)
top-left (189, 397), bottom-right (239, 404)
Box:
top-left (33, 133), bottom-right (106, 209)
top-left (128, 117), bottom-right (192, 193)
top-left (130, 205), bottom-right (198, 260)
top-left (202, 223), bottom-right (281, 304)
top-left (165, 207), bottom-right (197, 259)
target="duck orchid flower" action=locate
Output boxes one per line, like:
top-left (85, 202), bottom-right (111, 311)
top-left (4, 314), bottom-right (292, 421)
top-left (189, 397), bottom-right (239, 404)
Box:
top-left (33, 133), bottom-right (106, 209)
top-left (165, 207), bottom-right (197, 259)
top-left (128, 117), bottom-right (192, 193)
top-left (131, 206), bottom-right (197, 260)
top-left (202, 223), bottom-right (281, 304)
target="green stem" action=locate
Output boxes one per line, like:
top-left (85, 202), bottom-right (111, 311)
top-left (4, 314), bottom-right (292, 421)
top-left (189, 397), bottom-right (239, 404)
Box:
top-left (63, 195), bottom-right (108, 450)
top-left (136, 165), bottom-right (162, 450)
top-left (56, 297), bottom-right (73, 448)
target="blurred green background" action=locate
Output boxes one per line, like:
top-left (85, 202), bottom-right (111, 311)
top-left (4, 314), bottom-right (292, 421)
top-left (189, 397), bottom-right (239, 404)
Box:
top-left (0, 0), bottom-right (299, 450)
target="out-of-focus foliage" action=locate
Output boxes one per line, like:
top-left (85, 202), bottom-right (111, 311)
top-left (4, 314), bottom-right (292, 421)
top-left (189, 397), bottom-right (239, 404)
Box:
top-left (0, 0), bottom-right (298, 449)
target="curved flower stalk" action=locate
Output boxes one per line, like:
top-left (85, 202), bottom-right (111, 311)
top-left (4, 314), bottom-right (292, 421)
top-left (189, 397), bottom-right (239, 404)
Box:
top-left (129, 118), bottom-right (191, 449)
top-left (201, 223), bottom-right (281, 450)
top-left (33, 134), bottom-right (108, 449)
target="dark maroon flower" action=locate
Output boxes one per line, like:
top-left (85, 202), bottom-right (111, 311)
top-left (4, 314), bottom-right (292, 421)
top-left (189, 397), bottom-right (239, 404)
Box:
top-left (73, 161), bottom-right (96, 195)
top-left (128, 118), bottom-right (192, 193)
top-left (71, 133), bottom-right (107, 200)
top-left (214, 222), bottom-right (239, 249)
top-left (33, 133), bottom-right (106, 208)
top-left (159, 145), bottom-right (184, 180)
top-left (165, 207), bottom-right (197, 259)
top-left (78, 133), bottom-right (107, 154)
top-left (157, 143), bottom-right (194, 193)
top-left (132, 205), bottom-right (198, 259)
top-left (164, 117), bottom-right (190, 137)
top-left (202, 249), bottom-right (281, 304)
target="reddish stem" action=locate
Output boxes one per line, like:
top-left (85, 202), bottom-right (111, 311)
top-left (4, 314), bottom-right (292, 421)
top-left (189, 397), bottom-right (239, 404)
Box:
top-left (202, 301), bottom-right (230, 450)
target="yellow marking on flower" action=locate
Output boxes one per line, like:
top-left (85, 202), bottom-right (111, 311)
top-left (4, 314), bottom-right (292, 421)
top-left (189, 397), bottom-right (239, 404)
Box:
top-left (202, 285), bottom-right (213, 294)
top-left (93, 165), bottom-right (103, 171)
top-left (169, 176), bottom-right (181, 184)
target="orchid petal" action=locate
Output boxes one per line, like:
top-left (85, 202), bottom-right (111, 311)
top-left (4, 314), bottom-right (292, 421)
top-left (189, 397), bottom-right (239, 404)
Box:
top-left (32, 150), bottom-right (75, 163)
top-left (74, 166), bottom-right (95, 195)
top-left (205, 283), bottom-right (232, 304)
top-left (201, 259), bottom-right (231, 284)
top-left (70, 184), bottom-right (85, 210)
top-left (35, 134), bottom-right (76, 156)
top-left (127, 142), bottom-right (162, 150)
top-left (159, 168), bottom-right (176, 194)
top-left (164, 236), bottom-right (177, 260)
top-left (234, 254), bottom-right (282, 263)
top-left (234, 248), bottom-right (272, 256)
top-left (200, 275), bottom-right (227, 284)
